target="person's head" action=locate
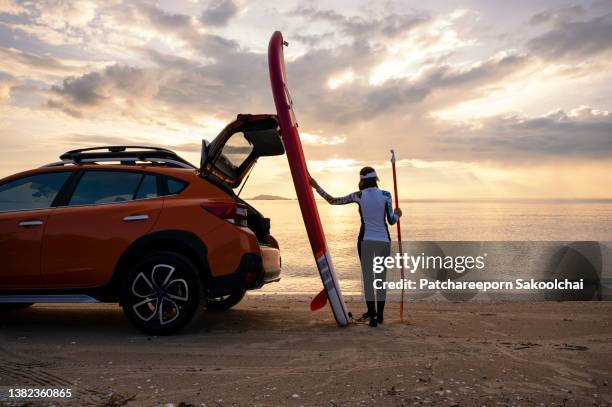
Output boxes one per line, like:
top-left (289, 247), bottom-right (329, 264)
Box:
top-left (358, 166), bottom-right (378, 190)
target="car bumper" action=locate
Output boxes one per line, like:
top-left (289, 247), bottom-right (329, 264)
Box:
top-left (260, 245), bottom-right (281, 284)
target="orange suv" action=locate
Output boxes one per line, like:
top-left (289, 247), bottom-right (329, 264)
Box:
top-left (0, 114), bottom-right (283, 335)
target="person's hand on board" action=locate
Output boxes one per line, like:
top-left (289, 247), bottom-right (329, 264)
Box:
top-left (394, 208), bottom-right (402, 218)
top-left (308, 175), bottom-right (319, 189)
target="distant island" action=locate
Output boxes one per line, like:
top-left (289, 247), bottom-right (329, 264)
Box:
top-left (249, 194), bottom-right (292, 200)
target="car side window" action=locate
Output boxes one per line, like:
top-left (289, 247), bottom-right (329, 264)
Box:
top-left (0, 172), bottom-right (71, 212)
top-left (166, 178), bottom-right (188, 195)
top-left (135, 174), bottom-right (158, 200)
top-left (69, 171), bottom-right (142, 206)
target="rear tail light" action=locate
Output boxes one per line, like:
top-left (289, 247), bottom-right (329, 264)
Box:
top-left (201, 202), bottom-right (249, 227)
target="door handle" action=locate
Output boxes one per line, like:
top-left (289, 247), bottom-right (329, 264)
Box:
top-left (123, 214), bottom-right (149, 222)
top-left (18, 220), bottom-right (44, 227)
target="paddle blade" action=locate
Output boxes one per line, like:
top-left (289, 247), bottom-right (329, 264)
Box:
top-left (310, 289), bottom-right (328, 311)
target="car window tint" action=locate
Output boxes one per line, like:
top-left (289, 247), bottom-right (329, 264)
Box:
top-left (70, 171), bottom-right (142, 206)
top-left (215, 132), bottom-right (253, 178)
top-left (0, 172), bottom-right (71, 212)
top-left (135, 174), bottom-right (158, 200)
top-left (220, 132), bottom-right (253, 168)
top-left (167, 178), bottom-right (187, 195)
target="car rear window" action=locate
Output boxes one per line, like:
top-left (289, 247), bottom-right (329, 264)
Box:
top-left (69, 171), bottom-right (143, 205)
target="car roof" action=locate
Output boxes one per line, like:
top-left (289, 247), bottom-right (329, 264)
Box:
top-left (1, 164), bottom-right (199, 184)
top-left (1, 145), bottom-right (201, 184)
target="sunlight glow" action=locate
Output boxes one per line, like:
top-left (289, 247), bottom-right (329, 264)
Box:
top-left (327, 70), bottom-right (355, 90)
top-left (308, 158), bottom-right (362, 173)
top-left (300, 132), bottom-right (347, 145)
top-left (430, 61), bottom-right (579, 120)
top-left (369, 9), bottom-right (477, 86)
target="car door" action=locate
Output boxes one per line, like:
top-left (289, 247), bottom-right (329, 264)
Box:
top-left (0, 171), bottom-right (72, 289)
top-left (202, 114), bottom-right (285, 188)
top-left (42, 169), bottom-right (163, 289)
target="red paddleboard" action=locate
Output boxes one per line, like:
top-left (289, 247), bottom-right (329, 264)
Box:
top-left (268, 31), bottom-right (350, 326)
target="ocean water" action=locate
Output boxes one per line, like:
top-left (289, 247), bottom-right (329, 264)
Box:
top-left (248, 199), bottom-right (612, 294)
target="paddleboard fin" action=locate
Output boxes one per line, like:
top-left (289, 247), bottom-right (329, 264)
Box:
top-left (310, 289), bottom-right (328, 311)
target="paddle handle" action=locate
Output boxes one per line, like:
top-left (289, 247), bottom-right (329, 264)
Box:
top-left (390, 150), bottom-right (405, 321)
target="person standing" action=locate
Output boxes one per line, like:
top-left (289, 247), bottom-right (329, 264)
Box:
top-left (309, 167), bottom-right (402, 327)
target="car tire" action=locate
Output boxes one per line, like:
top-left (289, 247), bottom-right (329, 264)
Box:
top-left (0, 303), bottom-right (33, 311)
top-left (120, 252), bottom-right (203, 335)
top-left (205, 290), bottom-right (246, 311)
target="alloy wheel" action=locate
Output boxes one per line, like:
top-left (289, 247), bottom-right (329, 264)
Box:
top-left (130, 264), bottom-right (189, 325)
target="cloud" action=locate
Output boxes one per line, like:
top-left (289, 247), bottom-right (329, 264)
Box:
top-left (291, 6), bottom-right (429, 40)
top-left (300, 132), bottom-right (346, 146)
top-left (34, 0), bottom-right (98, 29)
top-left (307, 158), bottom-right (364, 173)
top-left (107, 2), bottom-right (197, 42)
top-left (0, 79), bottom-right (11, 105)
top-left (45, 99), bottom-right (80, 117)
top-left (1, 46), bottom-right (65, 70)
top-left (0, 0), bottom-right (28, 15)
top-left (52, 70), bottom-right (105, 105)
top-left (58, 133), bottom-right (150, 147)
top-left (0, 46), bottom-right (94, 80)
top-left (136, 3), bottom-right (192, 31)
top-left (436, 107), bottom-right (612, 161)
top-left (45, 32), bottom-right (267, 119)
top-left (105, 3), bottom-right (242, 60)
top-left (0, 0), bottom-right (99, 44)
top-left (43, 18), bottom-right (530, 128)
top-left (142, 48), bottom-right (269, 115)
top-left (50, 65), bottom-right (163, 110)
top-left (199, 0), bottom-right (240, 27)
top-left (290, 51), bottom-right (530, 123)
top-left (267, 8), bottom-right (531, 124)
top-left (54, 134), bottom-right (203, 156)
top-left (186, 31), bottom-right (241, 59)
top-left (529, 5), bottom-right (585, 26)
top-left (528, 13), bottom-right (612, 60)
top-left (12, 3), bottom-right (530, 125)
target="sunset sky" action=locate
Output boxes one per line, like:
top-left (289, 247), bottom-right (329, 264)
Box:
top-left (1, 0), bottom-right (611, 199)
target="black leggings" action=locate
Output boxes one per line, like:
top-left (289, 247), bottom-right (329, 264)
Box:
top-left (358, 240), bottom-right (390, 315)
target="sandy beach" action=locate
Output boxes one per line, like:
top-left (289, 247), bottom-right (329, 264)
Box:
top-left (1, 297), bottom-right (611, 406)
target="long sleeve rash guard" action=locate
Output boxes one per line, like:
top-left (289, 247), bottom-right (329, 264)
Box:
top-left (313, 184), bottom-right (398, 242)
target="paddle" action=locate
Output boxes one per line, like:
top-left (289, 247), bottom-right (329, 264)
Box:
top-left (310, 288), bottom-right (328, 311)
top-left (390, 149), bottom-right (405, 321)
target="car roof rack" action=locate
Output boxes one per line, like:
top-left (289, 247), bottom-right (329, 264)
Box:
top-left (43, 146), bottom-right (196, 169)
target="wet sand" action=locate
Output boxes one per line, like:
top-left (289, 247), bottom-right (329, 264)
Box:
top-left (1, 297), bottom-right (611, 406)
